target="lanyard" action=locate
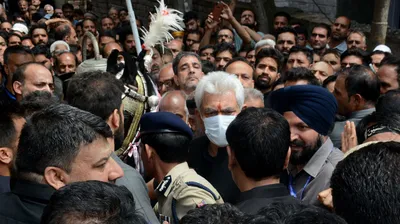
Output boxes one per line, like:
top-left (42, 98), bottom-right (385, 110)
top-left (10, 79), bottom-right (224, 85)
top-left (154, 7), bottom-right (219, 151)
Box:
top-left (288, 146), bottom-right (334, 200)
top-left (5, 88), bottom-right (16, 101)
top-left (288, 175), bottom-right (312, 200)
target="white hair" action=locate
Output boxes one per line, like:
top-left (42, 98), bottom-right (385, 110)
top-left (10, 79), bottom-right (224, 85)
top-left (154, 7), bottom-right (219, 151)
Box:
top-left (255, 39), bottom-right (276, 50)
top-left (194, 71), bottom-right (244, 114)
top-left (50, 41), bottom-right (70, 54)
top-left (244, 88), bottom-right (264, 102)
top-left (44, 4), bottom-right (53, 10)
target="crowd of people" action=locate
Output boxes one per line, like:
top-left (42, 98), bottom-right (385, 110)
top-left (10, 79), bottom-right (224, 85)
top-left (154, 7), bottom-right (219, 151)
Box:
top-left (0, 0), bottom-right (400, 223)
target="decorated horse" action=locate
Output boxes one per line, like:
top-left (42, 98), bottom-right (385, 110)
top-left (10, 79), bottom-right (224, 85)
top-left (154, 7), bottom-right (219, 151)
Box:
top-left (75, 0), bottom-right (184, 171)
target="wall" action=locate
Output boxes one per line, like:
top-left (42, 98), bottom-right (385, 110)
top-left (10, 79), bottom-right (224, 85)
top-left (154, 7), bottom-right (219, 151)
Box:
top-left (92, 0), bottom-right (175, 24)
top-left (92, 0), bottom-right (248, 27)
top-left (337, 0), bottom-right (373, 24)
top-left (276, 0), bottom-right (337, 19)
top-left (92, 0), bottom-right (337, 25)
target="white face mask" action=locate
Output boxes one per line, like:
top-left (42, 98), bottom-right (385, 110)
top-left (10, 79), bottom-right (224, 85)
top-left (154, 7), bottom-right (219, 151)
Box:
top-left (203, 115), bottom-right (236, 147)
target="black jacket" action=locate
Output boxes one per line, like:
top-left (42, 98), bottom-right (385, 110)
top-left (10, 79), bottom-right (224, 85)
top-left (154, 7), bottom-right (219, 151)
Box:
top-left (188, 136), bottom-right (240, 204)
top-left (236, 183), bottom-right (301, 215)
top-left (0, 179), bottom-right (55, 224)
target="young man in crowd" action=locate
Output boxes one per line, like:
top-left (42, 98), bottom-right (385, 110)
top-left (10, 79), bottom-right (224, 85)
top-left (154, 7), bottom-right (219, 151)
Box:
top-left (0, 104), bottom-right (124, 223)
top-left (227, 108), bottom-right (300, 214)
top-left (254, 48), bottom-right (284, 106)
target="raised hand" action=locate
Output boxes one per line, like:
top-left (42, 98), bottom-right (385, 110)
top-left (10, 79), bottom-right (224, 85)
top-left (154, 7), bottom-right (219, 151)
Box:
top-left (205, 13), bottom-right (220, 30)
top-left (341, 121), bottom-right (358, 153)
top-left (318, 188), bottom-right (334, 210)
top-left (220, 1), bottom-right (233, 21)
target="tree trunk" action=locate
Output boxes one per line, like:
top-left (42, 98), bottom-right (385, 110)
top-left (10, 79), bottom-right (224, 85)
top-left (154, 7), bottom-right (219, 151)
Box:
top-left (264, 0), bottom-right (276, 34)
top-left (253, 0), bottom-right (270, 33)
top-left (369, 0), bottom-right (391, 50)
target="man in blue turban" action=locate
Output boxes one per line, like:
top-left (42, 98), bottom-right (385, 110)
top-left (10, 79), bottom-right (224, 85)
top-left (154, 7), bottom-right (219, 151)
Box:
top-left (270, 85), bottom-right (344, 206)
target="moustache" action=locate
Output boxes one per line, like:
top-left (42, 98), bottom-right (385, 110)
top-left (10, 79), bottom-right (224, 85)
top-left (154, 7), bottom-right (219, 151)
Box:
top-left (257, 74), bottom-right (271, 81)
top-left (291, 139), bottom-right (306, 147)
top-left (186, 75), bottom-right (199, 81)
top-left (151, 64), bottom-right (160, 70)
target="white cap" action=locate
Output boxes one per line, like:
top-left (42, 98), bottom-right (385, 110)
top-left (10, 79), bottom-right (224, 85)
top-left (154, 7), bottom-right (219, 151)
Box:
top-left (255, 39), bottom-right (276, 50)
top-left (373, 44), bottom-right (392, 54)
top-left (50, 40), bottom-right (70, 54)
top-left (12, 23), bottom-right (28, 35)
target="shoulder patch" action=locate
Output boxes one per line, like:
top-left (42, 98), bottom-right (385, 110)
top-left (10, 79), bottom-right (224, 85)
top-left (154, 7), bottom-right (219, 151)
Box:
top-left (157, 175), bottom-right (172, 194)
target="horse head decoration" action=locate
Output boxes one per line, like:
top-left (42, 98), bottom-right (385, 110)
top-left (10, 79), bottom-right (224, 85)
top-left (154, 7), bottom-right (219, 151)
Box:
top-left (113, 0), bottom-right (184, 169)
top-left (76, 0), bottom-right (184, 170)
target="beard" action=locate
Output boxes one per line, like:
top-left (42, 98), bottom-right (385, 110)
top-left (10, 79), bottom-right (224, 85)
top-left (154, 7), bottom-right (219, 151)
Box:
top-left (290, 136), bottom-right (323, 166)
top-left (255, 74), bottom-right (272, 91)
top-left (150, 64), bottom-right (160, 81)
top-left (37, 40), bottom-right (46, 45)
top-left (149, 71), bottom-right (158, 83)
top-left (127, 47), bottom-right (137, 57)
top-left (331, 32), bottom-right (345, 41)
top-left (184, 76), bottom-right (199, 92)
top-left (242, 21), bottom-right (256, 29)
top-left (114, 118), bottom-right (125, 150)
top-left (149, 64), bottom-right (160, 82)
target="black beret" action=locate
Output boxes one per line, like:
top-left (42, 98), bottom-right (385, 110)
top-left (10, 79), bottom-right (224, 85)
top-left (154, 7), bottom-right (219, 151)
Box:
top-left (139, 112), bottom-right (193, 139)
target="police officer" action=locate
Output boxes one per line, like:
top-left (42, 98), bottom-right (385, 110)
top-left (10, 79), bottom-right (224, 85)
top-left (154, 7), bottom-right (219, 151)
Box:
top-left (139, 112), bottom-right (224, 223)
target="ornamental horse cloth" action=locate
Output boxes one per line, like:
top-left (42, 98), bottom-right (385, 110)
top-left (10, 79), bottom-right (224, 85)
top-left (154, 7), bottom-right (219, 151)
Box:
top-left (76, 0), bottom-right (184, 171)
top-left (76, 32), bottom-right (159, 171)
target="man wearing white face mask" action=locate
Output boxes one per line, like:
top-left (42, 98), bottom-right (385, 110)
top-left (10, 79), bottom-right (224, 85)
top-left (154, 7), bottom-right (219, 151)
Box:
top-left (188, 71), bottom-right (244, 204)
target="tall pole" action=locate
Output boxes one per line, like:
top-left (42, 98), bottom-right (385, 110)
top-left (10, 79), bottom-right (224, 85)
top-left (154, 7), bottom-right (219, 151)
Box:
top-left (369, 0), bottom-right (391, 50)
top-left (126, 0), bottom-right (143, 54)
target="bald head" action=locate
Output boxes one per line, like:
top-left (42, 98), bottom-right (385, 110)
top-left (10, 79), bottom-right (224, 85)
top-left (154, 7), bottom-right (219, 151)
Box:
top-left (13, 62), bottom-right (54, 101)
top-left (157, 63), bottom-right (177, 95)
top-left (312, 61), bottom-right (334, 83)
top-left (159, 90), bottom-right (189, 123)
top-left (167, 40), bottom-right (183, 58)
top-left (103, 42), bottom-right (123, 58)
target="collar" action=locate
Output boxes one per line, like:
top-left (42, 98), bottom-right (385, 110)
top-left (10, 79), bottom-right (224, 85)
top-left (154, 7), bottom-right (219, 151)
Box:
top-left (348, 108), bottom-right (375, 119)
top-left (302, 138), bottom-right (335, 178)
top-left (4, 87), bottom-right (16, 101)
top-left (156, 162), bottom-right (190, 197)
top-left (12, 179), bottom-right (56, 203)
top-left (199, 136), bottom-right (227, 163)
top-left (237, 183), bottom-right (290, 202)
top-left (333, 41), bottom-right (347, 53)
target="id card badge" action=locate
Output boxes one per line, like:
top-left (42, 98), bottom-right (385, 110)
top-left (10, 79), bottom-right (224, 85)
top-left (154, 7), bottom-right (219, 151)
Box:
top-left (159, 214), bottom-right (171, 223)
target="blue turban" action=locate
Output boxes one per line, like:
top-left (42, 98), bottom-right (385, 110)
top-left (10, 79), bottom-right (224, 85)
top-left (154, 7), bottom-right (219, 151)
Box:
top-left (270, 85), bottom-right (338, 135)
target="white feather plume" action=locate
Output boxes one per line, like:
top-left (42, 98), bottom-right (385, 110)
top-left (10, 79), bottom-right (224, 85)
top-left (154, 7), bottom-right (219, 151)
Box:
top-left (141, 0), bottom-right (184, 72)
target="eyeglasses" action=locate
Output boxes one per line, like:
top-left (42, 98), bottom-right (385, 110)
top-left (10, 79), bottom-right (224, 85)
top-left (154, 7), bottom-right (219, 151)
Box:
top-left (157, 79), bottom-right (174, 89)
top-left (217, 34), bottom-right (233, 40)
